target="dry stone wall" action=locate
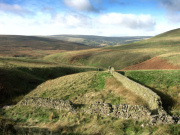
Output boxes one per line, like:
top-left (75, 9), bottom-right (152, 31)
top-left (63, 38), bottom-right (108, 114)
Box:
top-left (109, 67), bottom-right (163, 113)
top-left (17, 97), bottom-right (179, 125)
top-left (86, 102), bottom-right (151, 120)
top-left (19, 97), bottom-right (75, 112)
top-left (86, 102), bottom-right (178, 124)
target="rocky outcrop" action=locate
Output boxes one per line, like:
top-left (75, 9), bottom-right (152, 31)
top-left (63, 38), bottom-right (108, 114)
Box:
top-left (19, 97), bottom-right (75, 112)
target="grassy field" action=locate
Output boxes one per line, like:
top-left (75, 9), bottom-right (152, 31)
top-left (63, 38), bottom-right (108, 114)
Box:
top-left (124, 70), bottom-right (180, 115)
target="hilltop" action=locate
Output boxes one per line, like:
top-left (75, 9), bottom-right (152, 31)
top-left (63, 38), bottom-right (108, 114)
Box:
top-left (46, 35), bottom-right (151, 47)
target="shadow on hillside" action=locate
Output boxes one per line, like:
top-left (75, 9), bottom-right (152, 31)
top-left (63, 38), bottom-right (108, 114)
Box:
top-left (124, 76), bottom-right (176, 114)
top-left (0, 66), bottom-right (99, 108)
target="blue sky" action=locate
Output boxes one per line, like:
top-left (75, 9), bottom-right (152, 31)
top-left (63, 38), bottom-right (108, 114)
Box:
top-left (0, 0), bottom-right (180, 36)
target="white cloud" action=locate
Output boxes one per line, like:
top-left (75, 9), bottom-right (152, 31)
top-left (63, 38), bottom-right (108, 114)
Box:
top-left (98, 13), bottom-right (156, 30)
top-left (0, 11), bottom-right (175, 37)
top-left (63, 0), bottom-right (97, 12)
top-left (0, 3), bottom-right (34, 16)
top-left (53, 13), bottom-right (92, 28)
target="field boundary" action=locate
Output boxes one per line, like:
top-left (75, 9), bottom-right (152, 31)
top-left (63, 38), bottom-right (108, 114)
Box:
top-left (108, 67), bottom-right (163, 114)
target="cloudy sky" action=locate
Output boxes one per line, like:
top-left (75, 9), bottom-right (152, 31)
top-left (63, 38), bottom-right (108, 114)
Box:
top-left (0, 0), bottom-right (180, 36)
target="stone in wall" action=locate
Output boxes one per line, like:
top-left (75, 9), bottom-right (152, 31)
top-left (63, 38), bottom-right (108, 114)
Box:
top-left (19, 97), bottom-right (75, 112)
top-left (150, 114), bottom-right (176, 125)
top-left (86, 102), bottom-right (151, 120)
top-left (86, 102), bottom-right (112, 116)
top-left (112, 104), bottom-right (151, 120)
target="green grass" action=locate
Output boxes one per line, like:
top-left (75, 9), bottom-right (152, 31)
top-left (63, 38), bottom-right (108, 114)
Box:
top-left (45, 49), bottom-right (153, 69)
top-left (24, 71), bottom-right (145, 106)
top-left (1, 105), bottom-right (180, 134)
top-left (2, 28), bottom-right (180, 134)
top-left (124, 70), bottom-right (180, 115)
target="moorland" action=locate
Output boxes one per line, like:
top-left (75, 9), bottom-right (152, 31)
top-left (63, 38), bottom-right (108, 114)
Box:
top-left (0, 29), bottom-right (180, 134)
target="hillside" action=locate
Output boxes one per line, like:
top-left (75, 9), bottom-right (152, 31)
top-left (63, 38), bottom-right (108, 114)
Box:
top-left (0, 35), bottom-right (92, 57)
top-left (0, 57), bottom-right (100, 107)
top-left (1, 28), bottom-right (180, 134)
top-left (46, 35), bottom-right (151, 47)
top-left (44, 28), bottom-right (180, 70)
top-left (1, 71), bottom-right (180, 134)
top-left (24, 71), bottom-right (145, 106)
top-left (0, 71), bottom-right (154, 134)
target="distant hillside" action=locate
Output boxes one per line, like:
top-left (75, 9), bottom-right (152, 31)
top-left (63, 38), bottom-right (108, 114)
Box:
top-left (46, 35), bottom-right (151, 47)
top-left (45, 28), bottom-right (180, 70)
top-left (0, 35), bottom-right (92, 57)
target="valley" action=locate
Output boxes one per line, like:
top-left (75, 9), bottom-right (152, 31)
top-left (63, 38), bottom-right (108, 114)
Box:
top-left (1, 29), bottom-right (180, 134)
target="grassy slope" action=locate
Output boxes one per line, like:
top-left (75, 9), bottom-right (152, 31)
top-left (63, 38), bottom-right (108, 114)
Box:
top-left (1, 71), bottom-right (180, 134)
top-left (0, 57), bottom-right (100, 107)
top-left (25, 71), bottom-right (146, 106)
top-left (1, 29), bottom-right (180, 134)
top-left (124, 70), bottom-right (180, 115)
top-left (44, 28), bottom-right (180, 70)
top-left (44, 48), bottom-right (153, 69)
top-left (0, 35), bottom-right (92, 58)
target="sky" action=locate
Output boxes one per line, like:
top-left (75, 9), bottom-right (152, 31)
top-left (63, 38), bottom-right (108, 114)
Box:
top-left (0, 0), bottom-right (180, 36)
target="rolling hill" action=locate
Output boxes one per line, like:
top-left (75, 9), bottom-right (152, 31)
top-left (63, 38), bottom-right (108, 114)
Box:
top-left (0, 56), bottom-right (100, 107)
top-left (0, 35), bottom-right (92, 57)
top-left (44, 28), bottom-right (180, 70)
top-left (1, 29), bottom-right (180, 134)
top-left (46, 35), bottom-right (151, 47)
